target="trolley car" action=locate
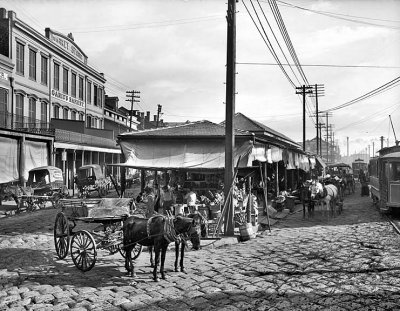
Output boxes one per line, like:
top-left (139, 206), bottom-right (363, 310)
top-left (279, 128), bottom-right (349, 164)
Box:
top-left (369, 144), bottom-right (400, 213)
top-left (352, 158), bottom-right (368, 181)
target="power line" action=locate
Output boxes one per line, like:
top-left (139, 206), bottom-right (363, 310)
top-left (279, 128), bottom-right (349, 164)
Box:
top-left (242, 0), bottom-right (296, 88)
top-left (236, 62), bottom-right (400, 69)
top-left (58, 16), bottom-right (223, 34)
top-left (268, 0), bottom-right (309, 86)
top-left (322, 76), bottom-right (400, 112)
top-left (275, 0), bottom-right (400, 30)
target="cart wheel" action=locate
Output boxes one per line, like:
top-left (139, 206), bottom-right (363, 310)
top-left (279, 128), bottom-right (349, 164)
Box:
top-left (54, 212), bottom-right (70, 259)
top-left (119, 243), bottom-right (142, 260)
top-left (70, 230), bottom-right (97, 272)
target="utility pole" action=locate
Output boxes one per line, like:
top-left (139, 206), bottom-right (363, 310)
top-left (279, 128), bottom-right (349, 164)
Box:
top-left (380, 136), bottom-right (384, 150)
top-left (296, 85), bottom-right (313, 150)
top-left (156, 104), bottom-right (162, 128)
top-left (324, 112), bottom-right (332, 163)
top-left (224, 0), bottom-right (236, 236)
top-left (126, 90), bottom-right (140, 131)
top-left (309, 84), bottom-right (324, 156)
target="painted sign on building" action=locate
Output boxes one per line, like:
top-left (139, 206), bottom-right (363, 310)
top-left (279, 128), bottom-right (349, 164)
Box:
top-left (45, 28), bottom-right (87, 64)
top-left (51, 89), bottom-right (84, 108)
top-left (0, 71), bottom-right (8, 81)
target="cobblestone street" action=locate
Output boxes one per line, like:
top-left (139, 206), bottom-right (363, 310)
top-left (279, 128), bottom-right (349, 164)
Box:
top-left (1, 186), bottom-right (400, 310)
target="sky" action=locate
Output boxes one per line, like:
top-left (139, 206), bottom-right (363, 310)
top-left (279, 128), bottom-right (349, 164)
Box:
top-left (1, 0), bottom-right (399, 156)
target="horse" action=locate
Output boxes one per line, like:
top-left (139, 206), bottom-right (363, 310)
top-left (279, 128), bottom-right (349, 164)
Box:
top-left (309, 181), bottom-right (339, 217)
top-left (292, 180), bottom-right (315, 218)
top-left (123, 214), bottom-right (201, 282)
top-left (148, 213), bottom-right (203, 273)
top-left (344, 174), bottom-right (355, 195)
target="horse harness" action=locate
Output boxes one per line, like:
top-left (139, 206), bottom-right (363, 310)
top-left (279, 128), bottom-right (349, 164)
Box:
top-left (146, 214), bottom-right (189, 244)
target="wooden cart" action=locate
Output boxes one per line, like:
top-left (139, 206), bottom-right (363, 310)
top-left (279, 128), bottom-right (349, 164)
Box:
top-left (54, 198), bottom-right (142, 272)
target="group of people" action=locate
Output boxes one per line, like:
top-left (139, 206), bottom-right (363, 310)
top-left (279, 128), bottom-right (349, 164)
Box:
top-left (136, 185), bottom-right (198, 218)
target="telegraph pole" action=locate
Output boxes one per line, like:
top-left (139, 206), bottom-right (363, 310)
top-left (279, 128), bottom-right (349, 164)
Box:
top-left (126, 90), bottom-right (140, 131)
top-left (156, 104), bottom-right (162, 128)
top-left (296, 85), bottom-right (313, 150)
top-left (309, 84), bottom-right (324, 156)
top-left (224, 0), bottom-right (237, 236)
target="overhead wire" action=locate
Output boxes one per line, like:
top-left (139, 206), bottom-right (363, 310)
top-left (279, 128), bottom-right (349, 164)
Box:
top-left (241, 0), bottom-right (296, 88)
top-left (236, 62), bottom-right (400, 69)
top-left (268, 0), bottom-right (309, 86)
top-left (322, 76), bottom-right (400, 112)
top-left (275, 0), bottom-right (400, 30)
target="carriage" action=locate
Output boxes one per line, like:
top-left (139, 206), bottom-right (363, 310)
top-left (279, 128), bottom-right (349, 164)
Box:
top-left (18, 166), bottom-right (69, 212)
top-left (53, 198), bottom-right (142, 271)
top-left (326, 162), bottom-right (355, 195)
top-left (75, 164), bottom-right (109, 198)
top-left (369, 144), bottom-right (400, 213)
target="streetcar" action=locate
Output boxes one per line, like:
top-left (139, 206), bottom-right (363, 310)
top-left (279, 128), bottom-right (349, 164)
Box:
top-left (369, 144), bottom-right (400, 213)
top-left (352, 158), bottom-right (368, 181)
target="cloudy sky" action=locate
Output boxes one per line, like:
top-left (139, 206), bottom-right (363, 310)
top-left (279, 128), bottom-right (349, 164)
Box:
top-left (2, 0), bottom-right (399, 156)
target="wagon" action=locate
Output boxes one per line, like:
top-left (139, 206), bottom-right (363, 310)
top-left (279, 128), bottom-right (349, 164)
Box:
top-left (53, 198), bottom-right (142, 271)
top-left (18, 166), bottom-right (69, 212)
top-left (75, 164), bottom-right (109, 198)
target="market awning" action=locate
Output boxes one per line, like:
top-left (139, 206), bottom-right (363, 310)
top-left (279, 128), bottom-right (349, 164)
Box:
top-left (110, 139), bottom-right (256, 171)
top-left (315, 156), bottom-right (327, 168)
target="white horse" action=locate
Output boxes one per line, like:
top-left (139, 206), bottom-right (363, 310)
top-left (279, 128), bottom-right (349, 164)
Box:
top-left (310, 181), bottom-right (338, 217)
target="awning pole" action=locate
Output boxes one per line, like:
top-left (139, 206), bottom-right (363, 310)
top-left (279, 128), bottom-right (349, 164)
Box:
top-left (259, 163), bottom-right (271, 233)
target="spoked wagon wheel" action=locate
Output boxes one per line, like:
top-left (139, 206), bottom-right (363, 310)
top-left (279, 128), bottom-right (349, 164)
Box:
top-left (70, 230), bottom-right (97, 272)
top-left (119, 243), bottom-right (142, 260)
top-left (54, 212), bottom-right (70, 259)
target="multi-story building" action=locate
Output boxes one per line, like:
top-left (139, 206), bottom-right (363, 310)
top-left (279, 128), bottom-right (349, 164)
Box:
top-left (0, 8), bottom-right (121, 189)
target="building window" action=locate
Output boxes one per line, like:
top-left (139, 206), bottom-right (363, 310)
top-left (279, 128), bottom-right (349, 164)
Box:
top-left (54, 105), bottom-right (60, 119)
top-left (53, 63), bottom-right (60, 90)
top-left (79, 113), bottom-right (84, 121)
top-left (71, 110), bottom-right (76, 120)
top-left (29, 49), bottom-right (36, 80)
top-left (40, 102), bottom-right (47, 123)
top-left (28, 98), bottom-right (36, 127)
top-left (87, 81), bottom-right (91, 104)
top-left (92, 118), bottom-right (97, 128)
top-left (99, 119), bottom-right (103, 129)
top-left (98, 88), bottom-right (102, 108)
top-left (0, 88), bottom-right (7, 127)
top-left (63, 68), bottom-right (68, 94)
top-left (63, 108), bottom-right (68, 119)
top-left (78, 76), bottom-right (84, 100)
top-left (41, 56), bottom-right (48, 85)
top-left (71, 73), bottom-right (76, 97)
top-left (16, 42), bottom-right (24, 75)
top-left (93, 85), bottom-right (98, 106)
top-left (86, 115), bottom-right (92, 128)
top-left (15, 94), bottom-right (24, 127)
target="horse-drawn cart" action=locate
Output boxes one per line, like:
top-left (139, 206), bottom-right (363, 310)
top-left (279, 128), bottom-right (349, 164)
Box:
top-left (54, 198), bottom-right (142, 272)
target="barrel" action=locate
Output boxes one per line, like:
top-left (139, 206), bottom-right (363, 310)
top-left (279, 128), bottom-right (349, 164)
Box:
top-left (239, 223), bottom-right (253, 242)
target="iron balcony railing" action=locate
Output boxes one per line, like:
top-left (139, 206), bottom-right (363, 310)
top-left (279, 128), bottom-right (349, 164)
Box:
top-left (0, 111), bottom-right (118, 149)
top-left (0, 111), bottom-right (55, 135)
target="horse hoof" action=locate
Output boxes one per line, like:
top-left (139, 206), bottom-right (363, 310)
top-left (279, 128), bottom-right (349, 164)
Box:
top-left (175, 267), bottom-right (179, 272)
top-left (153, 277), bottom-right (159, 282)
top-left (181, 268), bottom-right (187, 274)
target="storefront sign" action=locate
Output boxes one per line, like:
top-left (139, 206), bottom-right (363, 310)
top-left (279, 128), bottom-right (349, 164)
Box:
top-left (0, 71), bottom-right (8, 81)
top-left (51, 89), bottom-right (84, 108)
top-left (49, 32), bottom-right (85, 63)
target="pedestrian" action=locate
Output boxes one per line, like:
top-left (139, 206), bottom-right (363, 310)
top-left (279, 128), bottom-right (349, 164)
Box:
top-left (184, 188), bottom-right (197, 213)
top-left (144, 187), bottom-right (156, 218)
top-left (160, 185), bottom-right (175, 215)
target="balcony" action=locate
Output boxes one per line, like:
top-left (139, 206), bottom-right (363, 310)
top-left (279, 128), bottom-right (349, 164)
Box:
top-left (0, 112), bottom-right (118, 149)
top-left (0, 111), bottom-right (55, 136)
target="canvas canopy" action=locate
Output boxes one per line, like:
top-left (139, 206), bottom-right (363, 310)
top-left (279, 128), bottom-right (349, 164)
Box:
top-left (112, 139), bottom-right (268, 171)
top-left (0, 136), bottom-right (19, 183)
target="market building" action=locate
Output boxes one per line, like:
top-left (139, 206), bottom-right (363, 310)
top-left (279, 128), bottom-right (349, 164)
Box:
top-left (0, 8), bottom-right (121, 189)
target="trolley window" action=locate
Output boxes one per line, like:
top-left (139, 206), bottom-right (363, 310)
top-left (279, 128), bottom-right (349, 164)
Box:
top-left (390, 161), bottom-right (400, 182)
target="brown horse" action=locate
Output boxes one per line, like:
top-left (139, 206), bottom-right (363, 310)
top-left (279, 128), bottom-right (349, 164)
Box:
top-left (123, 214), bottom-right (201, 282)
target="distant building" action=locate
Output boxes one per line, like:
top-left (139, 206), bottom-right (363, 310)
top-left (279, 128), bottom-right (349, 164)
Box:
top-left (303, 137), bottom-right (341, 164)
top-left (0, 8), bottom-right (121, 188)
